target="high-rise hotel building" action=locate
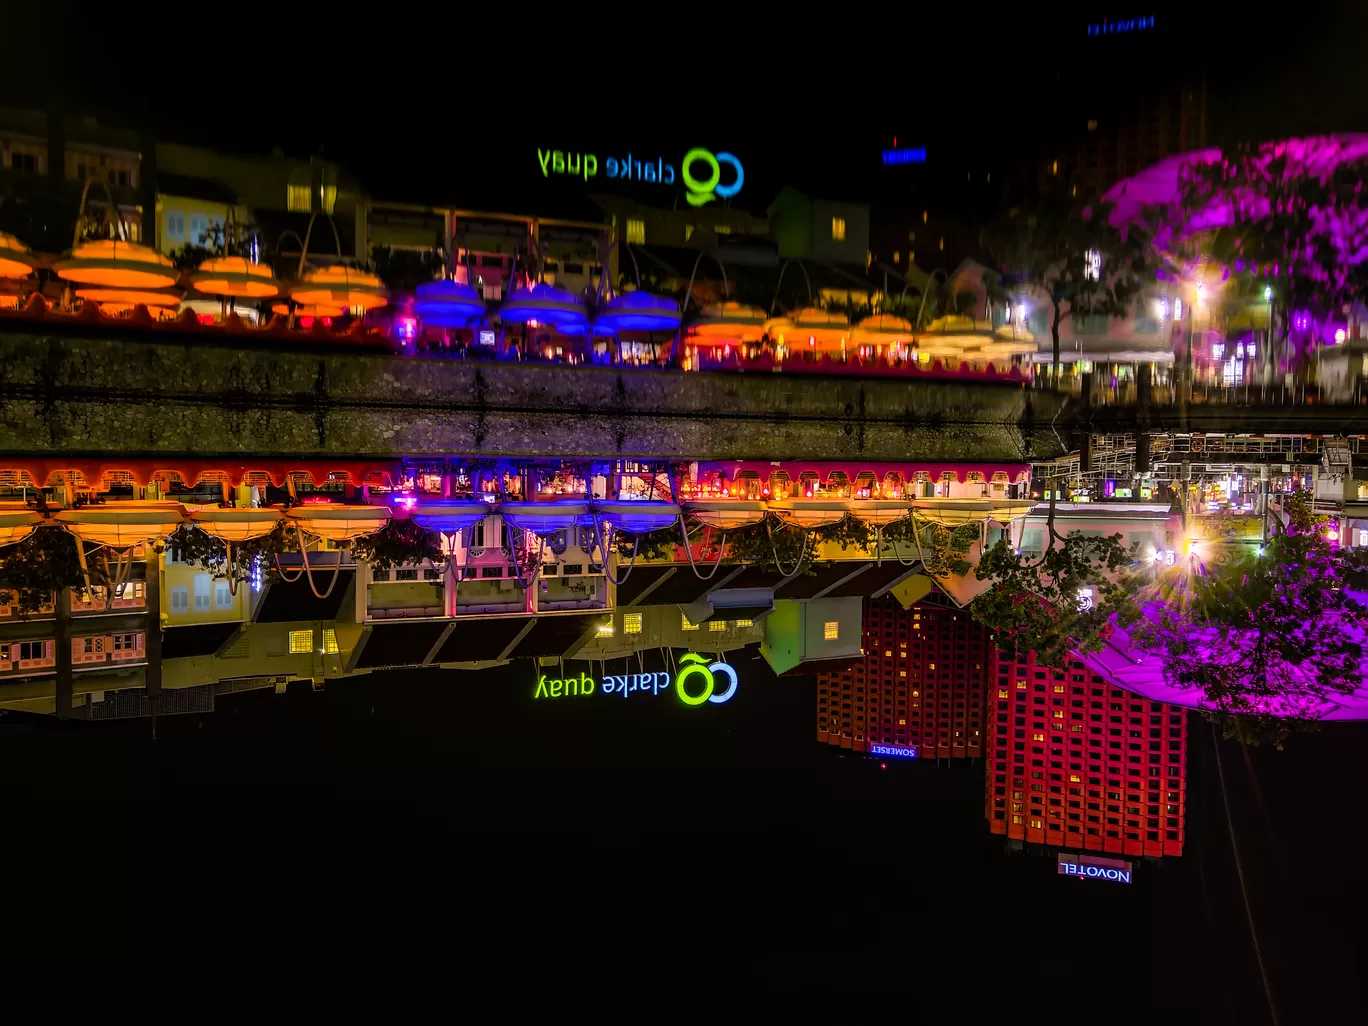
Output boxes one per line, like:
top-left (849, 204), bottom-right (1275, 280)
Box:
top-left (986, 650), bottom-right (1187, 858)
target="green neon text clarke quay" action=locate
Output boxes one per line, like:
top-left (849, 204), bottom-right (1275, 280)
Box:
top-left (536, 146), bottom-right (742, 206)
top-left (533, 654), bottom-right (738, 705)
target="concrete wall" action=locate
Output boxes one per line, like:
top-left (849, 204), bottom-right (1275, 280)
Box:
top-left (0, 329), bottom-right (1066, 463)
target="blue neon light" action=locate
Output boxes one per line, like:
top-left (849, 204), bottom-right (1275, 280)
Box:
top-left (869, 743), bottom-right (918, 758)
top-left (593, 291), bottom-right (682, 335)
top-left (1086, 15), bottom-right (1154, 35)
top-left (881, 148), bottom-right (927, 166)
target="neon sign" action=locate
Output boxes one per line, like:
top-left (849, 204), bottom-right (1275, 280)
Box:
top-left (869, 743), bottom-right (918, 758)
top-left (1086, 15), bottom-right (1154, 35)
top-left (1057, 853), bottom-right (1133, 883)
top-left (533, 654), bottom-right (738, 706)
top-left (881, 148), bottom-right (927, 166)
top-left (537, 147), bottom-right (742, 206)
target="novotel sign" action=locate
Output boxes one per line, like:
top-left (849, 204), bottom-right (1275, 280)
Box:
top-left (1057, 853), bottom-right (1133, 884)
top-left (533, 654), bottom-right (738, 706)
top-left (869, 743), bottom-right (918, 758)
top-left (537, 146), bottom-right (743, 207)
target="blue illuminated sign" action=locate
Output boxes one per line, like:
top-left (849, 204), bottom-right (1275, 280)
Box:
top-left (881, 148), bottom-right (926, 166)
top-left (533, 654), bottom-right (738, 706)
top-left (1086, 15), bottom-right (1154, 35)
top-left (869, 743), bottom-right (918, 758)
top-left (1057, 854), bottom-right (1133, 883)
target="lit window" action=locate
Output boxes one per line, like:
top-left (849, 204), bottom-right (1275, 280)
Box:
top-left (709, 619), bottom-right (727, 632)
top-left (892, 251), bottom-right (900, 264)
top-left (323, 629), bottom-right (339, 654)
top-left (597, 622), bottom-right (615, 638)
top-left (713, 224), bottom-right (731, 234)
top-left (287, 184), bottom-right (312, 212)
top-left (1011, 815), bottom-right (1023, 825)
top-left (823, 621), bottom-right (839, 641)
top-left (1033, 733), bottom-right (1046, 742)
top-left (626, 219), bottom-right (645, 245)
top-left (1030, 819), bottom-right (1043, 829)
top-left (1086, 119), bottom-right (1098, 131)
top-left (734, 619), bottom-right (753, 628)
top-left (289, 629), bottom-right (313, 654)
top-left (684, 225), bottom-right (695, 242)
top-left (623, 612), bottom-right (643, 634)
top-left (997, 688), bottom-right (1009, 699)
top-left (321, 184), bottom-right (337, 215)
top-left (681, 614), bottom-right (699, 631)
top-left (830, 217), bottom-right (846, 241)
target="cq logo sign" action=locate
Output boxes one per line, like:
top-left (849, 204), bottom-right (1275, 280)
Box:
top-left (533, 654), bottom-right (739, 707)
top-left (682, 148), bottom-right (744, 208)
top-left (675, 653), bottom-right (738, 705)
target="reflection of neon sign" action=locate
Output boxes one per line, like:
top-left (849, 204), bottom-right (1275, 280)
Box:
top-left (881, 148), bottom-right (926, 166)
top-left (1086, 15), bottom-right (1154, 35)
top-left (532, 654), bottom-right (737, 706)
top-left (1058, 859), bottom-right (1132, 883)
top-left (869, 743), bottom-right (918, 758)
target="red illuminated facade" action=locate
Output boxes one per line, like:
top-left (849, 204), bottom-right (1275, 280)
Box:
top-left (986, 650), bottom-right (1187, 858)
top-left (817, 593), bottom-right (988, 757)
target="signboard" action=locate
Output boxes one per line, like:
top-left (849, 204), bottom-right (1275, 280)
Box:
top-left (869, 743), bottom-right (918, 759)
top-left (537, 146), bottom-right (743, 207)
top-left (533, 654), bottom-right (738, 706)
top-left (1057, 852), bottom-right (1133, 883)
top-left (1086, 15), bottom-right (1154, 35)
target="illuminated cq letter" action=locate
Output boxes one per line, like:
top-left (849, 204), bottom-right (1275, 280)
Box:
top-left (675, 654), bottom-right (738, 705)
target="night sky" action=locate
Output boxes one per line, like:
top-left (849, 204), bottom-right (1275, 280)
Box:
top-left (5, 656), bottom-right (1366, 1017)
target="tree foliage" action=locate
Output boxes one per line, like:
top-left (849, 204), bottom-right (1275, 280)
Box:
top-left (1134, 491), bottom-right (1366, 723)
top-left (969, 502), bottom-right (1137, 667)
top-left (0, 526), bottom-right (112, 614)
top-left (1177, 139), bottom-right (1368, 315)
top-left (349, 518), bottom-right (443, 571)
top-left (165, 521), bottom-right (298, 584)
top-left (981, 188), bottom-right (1159, 376)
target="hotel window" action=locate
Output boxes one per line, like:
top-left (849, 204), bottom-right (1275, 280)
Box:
top-left (734, 619), bottom-right (753, 628)
top-left (623, 612), bottom-right (643, 635)
top-left (596, 621), bottom-right (615, 638)
top-left (709, 619), bottom-right (727, 632)
top-left (625, 219), bottom-right (645, 245)
top-left (823, 621), bottom-right (839, 641)
top-left (214, 581), bottom-right (233, 610)
top-left (192, 574), bottom-right (211, 612)
top-left (287, 184), bottom-right (312, 212)
top-left (170, 585), bottom-right (189, 614)
top-left (681, 614), bottom-right (699, 631)
top-left (830, 217), bottom-right (846, 241)
top-left (164, 212), bottom-right (186, 241)
top-left (289, 629), bottom-right (313, 654)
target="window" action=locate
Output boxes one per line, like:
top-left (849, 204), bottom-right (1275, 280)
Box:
top-left (681, 614), bottom-right (699, 631)
top-left (734, 619), bottom-right (753, 628)
top-left (192, 575), bottom-right (211, 612)
top-left (170, 585), bottom-right (189, 613)
top-left (214, 581), bottom-right (233, 610)
top-left (623, 612), bottom-right (643, 635)
top-left (831, 217), bottom-right (846, 241)
top-left (823, 621), bottom-right (839, 641)
top-left (684, 225), bottom-right (695, 242)
top-left (188, 215), bottom-right (208, 247)
top-left (709, 619), bottom-right (727, 632)
top-left (321, 184), bottom-right (337, 215)
top-left (323, 629), bottom-right (339, 654)
top-left (713, 224), bottom-right (731, 234)
top-left (287, 184), bottom-right (312, 212)
top-left (289, 629), bottom-right (313, 654)
top-left (112, 633), bottom-right (136, 651)
top-left (625, 219), bottom-right (645, 245)
top-left (10, 151), bottom-right (38, 172)
top-left (164, 212), bottom-right (186, 241)
top-left (596, 622), bottom-right (615, 638)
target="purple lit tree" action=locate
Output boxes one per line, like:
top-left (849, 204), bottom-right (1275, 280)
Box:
top-left (1177, 138), bottom-right (1368, 321)
top-left (1134, 492), bottom-right (1368, 743)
